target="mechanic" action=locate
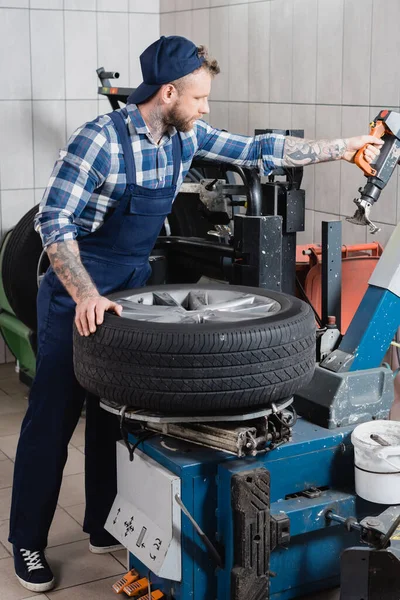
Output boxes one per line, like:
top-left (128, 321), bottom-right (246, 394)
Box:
top-left (8, 35), bottom-right (383, 593)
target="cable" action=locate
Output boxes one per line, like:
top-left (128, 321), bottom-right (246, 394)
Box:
top-left (296, 276), bottom-right (323, 328)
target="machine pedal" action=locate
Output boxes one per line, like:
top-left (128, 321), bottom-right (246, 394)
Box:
top-left (135, 590), bottom-right (164, 600)
top-left (231, 468), bottom-right (271, 600)
top-left (112, 569), bottom-right (140, 593)
top-left (123, 577), bottom-right (150, 597)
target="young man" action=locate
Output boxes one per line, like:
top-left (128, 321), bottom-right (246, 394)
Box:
top-left (9, 35), bottom-right (382, 593)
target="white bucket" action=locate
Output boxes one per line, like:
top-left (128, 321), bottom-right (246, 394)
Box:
top-left (352, 420), bottom-right (400, 504)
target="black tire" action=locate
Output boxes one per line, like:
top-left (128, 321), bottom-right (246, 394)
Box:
top-left (73, 284), bottom-right (316, 414)
top-left (2, 204), bottom-right (47, 332)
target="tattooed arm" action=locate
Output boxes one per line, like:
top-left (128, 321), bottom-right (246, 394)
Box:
top-left (47, 240), bottom-right (122, 336)
top-left (282, 135), bottom-right (383, 167)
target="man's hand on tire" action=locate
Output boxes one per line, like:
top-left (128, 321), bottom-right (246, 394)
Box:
top-left (75, 295), bottom-right (123, 336)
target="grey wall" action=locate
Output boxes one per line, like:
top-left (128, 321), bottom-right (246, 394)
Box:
top-left (0, 0), bottom-right (159, 363)
top-left (160, 0), bottom-right (400, 249)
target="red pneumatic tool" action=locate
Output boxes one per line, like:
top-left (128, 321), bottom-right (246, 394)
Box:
top-left (346, 109), bottom-right (400, 234)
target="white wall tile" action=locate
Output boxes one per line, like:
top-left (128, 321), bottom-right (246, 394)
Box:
top-left (370, 0), bottom-right (400, 108)
top-left (0, 101), bottom-right (34, 189)
top-left (193, 0), bottom-right (209, 7)
top-left (191, 8), bottom-right (209, 48)
top-left (1, 189), bottom-right (35, 235)
top-left (209, 6), bottom-right (229, 101)
top-left (0, 0), bottom-right (28, 6)
top-left (340, 105), bottom-right (370, 217)
top-left (30, 10), bottom-right (65, 100)
top-left (34, 188), bottom-right (46, 204)
top-left (313, 211), bottom-right (341, 243)
top-left (129, 0), bottom-right (159, 11)
top-left (228, 103), bottom-right (248, 136)
top-left (65, 0), bottom-right (96, 9)
top-left (160, 0), bottom-right (175, 12)
top-left (97, 0), bottom-right (128, 11)
top-left (342, 0), bottom-right (372, 105)
top-left (269, 104), bottom-right (292, 130)
top-left (292, 0), bottom-right (317, 104)
top-left (66, 100), bottom-right (99, 138)
top-left (229, 4), bottom-right (248, 102)
top-left (270, 0), bottom-right (292, 103)
top-left (160, 11), bottom-right (176, 36)
top-left (30, 0), bottom-right (62, 7)
top-left (316, 0), bottom-right (344, 104)
top-left (248, 103), bottom-right (270, 135)
top-left (176, 0), bottom-right (191, 9)
top-left (129, 13), bottom-right (159, 87)
top-left (209, 101), bottom-right (229, 130)
top-left (341, 217), bottom-right (367, 245)
top-left (292, 105), bottom-right (316, 210)
top-left (248, 1), bottom-right (270, 103)
top-left (98, 12), bottom-right (130, 88)
top-left (65, 11), bottom-right (97, 100)
top-left (33, 101), bottom-right (66, 189)
top-left (314, 105), bottom-right (342, 214)
top-left (175, 9), bottom-right (192, 39)
top-left (366, 222), bottom-right (395, 247)
top-left (0, 9), bottom-right (31, 100)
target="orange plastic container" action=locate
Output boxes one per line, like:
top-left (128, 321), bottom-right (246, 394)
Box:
top-left (296, 242), bottom-right (383, 333)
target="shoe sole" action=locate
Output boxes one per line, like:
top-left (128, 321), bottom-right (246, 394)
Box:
top-left (16, 574), bottom-right (55, 593)
top-left (89, 543), bottom-right (124, 554)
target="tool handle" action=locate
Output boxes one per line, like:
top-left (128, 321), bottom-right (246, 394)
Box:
top-left (354, 120), bottom-right (386, 177)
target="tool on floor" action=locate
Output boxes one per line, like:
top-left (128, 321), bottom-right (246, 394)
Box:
top-left (134, 591), bottom-right (164, 600)
top-left (346, 109), bottom-right (400, 233)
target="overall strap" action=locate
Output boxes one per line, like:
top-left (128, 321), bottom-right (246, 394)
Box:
top-left (171, 132), bottom-right (182, 187)
top-left (109, 110), bottom-right (136, 184)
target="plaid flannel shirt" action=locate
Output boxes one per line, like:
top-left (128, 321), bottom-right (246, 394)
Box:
top-left (35, 103), bottom-right (285, 248)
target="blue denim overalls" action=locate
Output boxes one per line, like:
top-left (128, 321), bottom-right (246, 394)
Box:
top-left (9, 109), bottom-right (182, 549)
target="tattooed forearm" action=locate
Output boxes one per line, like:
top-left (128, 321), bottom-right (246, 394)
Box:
top-left (282, 137), bottom-right (348, 167)
top-left (47, 240), bottom-right (98, 304)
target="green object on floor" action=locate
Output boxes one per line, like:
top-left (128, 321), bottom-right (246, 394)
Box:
top-left (0, 231), bottom-right (15, 315)
top-left (0, 312), bottom-right (35, 381)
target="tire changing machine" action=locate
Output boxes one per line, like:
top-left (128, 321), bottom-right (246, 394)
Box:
top-left (100, 153), bottom-right (400, 598)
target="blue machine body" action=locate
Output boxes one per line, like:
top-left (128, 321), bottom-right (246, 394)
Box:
top-left (128, 419), bottom-right (381, 599)
top-left (339, 285), bottom-right (400, 371)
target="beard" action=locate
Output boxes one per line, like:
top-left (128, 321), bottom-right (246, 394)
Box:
top-left (165, 103), bottom-right (195, 132)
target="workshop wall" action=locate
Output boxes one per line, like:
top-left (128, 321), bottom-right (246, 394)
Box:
top-left (161, 0), bottom-right (400, 249)
top-left (0, 0), bottom-right (159, 363)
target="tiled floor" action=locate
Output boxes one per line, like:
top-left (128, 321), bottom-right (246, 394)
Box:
top-left (0, 362), bottom-right (339, 600)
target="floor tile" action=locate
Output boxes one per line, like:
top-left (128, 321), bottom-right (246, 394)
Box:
top-left (0, 507), bottom-right (88, 555)
top-left (0, 413), bottom-right (24, 437)
top-left (0, 364), bottom-right (17, 380)
top-left (44, 539), bottom-right (124, 592)
top-left (0, 434), bottom-right (19, 461)
top-left (0, 451), bottom-right (7, 462)
top-left (0, 393), bottom-right (28, 416)
top-left (63, 448), bottom-right (85, 477)
top-left (0, 541), bottom-right (10, 558)
top-left (22, 596), bottom-right (49, 600)
top-left (70, 420), bottom-right (86, 449)
top-left (0, 458), bottom-right (14, 490)
top-left (63, 503), bottom-right (85, 527)
top-left (58, 474), bottom-right (85, 508)
top-left (0, 555), bottom-right (46, 600)
top-left (0, 488), bottom-right (12, 521)
top-left (0, 379), bottom-right (28, 397)
top-left (111, 548), bottom-right (127, 569)
top-left (47, 574), bottom-right (125, 599)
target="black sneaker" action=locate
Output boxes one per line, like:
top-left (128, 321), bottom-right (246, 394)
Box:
top-left (89, 531), bottom-right (123, 554)
top-left (13, 546), bottom-right (55, 592)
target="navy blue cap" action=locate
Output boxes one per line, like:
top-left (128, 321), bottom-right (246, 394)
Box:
top-left (127, 36), bottom-right (205, 105)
